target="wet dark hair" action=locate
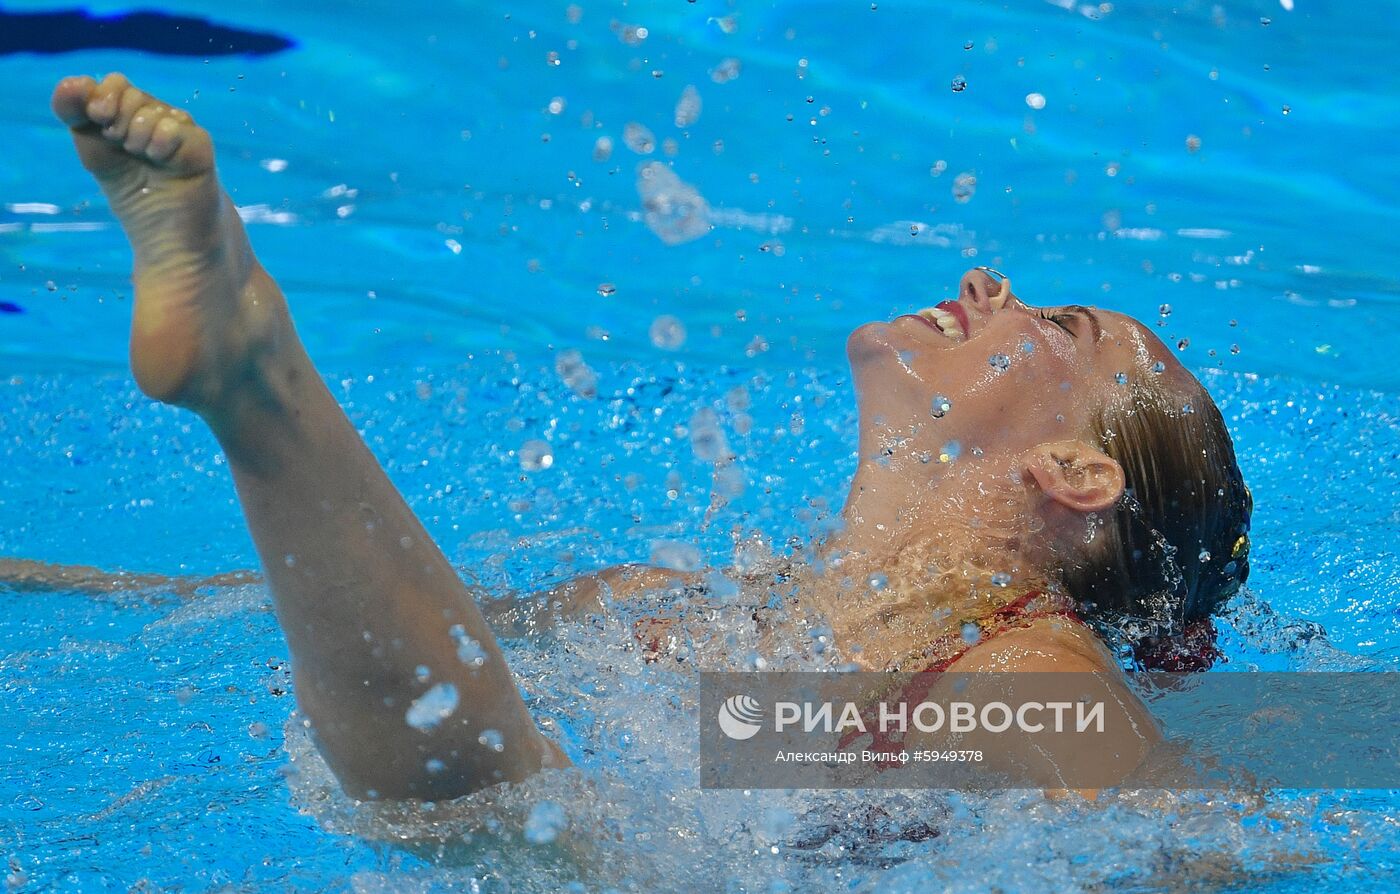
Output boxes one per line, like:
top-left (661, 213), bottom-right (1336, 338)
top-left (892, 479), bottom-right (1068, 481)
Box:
top-left (1059, 378), bottom-right (1252, 644)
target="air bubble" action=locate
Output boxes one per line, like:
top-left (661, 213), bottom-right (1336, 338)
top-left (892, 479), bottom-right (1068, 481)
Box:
top-left (1025, 92), bottom-right (1046, 110)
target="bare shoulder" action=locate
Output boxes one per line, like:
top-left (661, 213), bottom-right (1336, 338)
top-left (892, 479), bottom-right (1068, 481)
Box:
top-left (953, 615), bottom-right (1117, 673)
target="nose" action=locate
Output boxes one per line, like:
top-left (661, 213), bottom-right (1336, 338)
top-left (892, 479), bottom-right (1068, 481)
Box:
top-left (960, 267), bottom-right (1013, 313)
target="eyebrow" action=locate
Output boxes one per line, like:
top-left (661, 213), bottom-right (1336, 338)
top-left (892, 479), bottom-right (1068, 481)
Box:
top-left (1063, 305), bottom-right (1103, 341)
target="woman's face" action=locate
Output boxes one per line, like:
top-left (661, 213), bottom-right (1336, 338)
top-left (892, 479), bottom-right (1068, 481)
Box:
top-left (847, 269), bottom-right (1194, 465)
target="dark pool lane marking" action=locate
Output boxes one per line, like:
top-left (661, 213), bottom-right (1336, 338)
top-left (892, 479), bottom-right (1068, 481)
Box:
top-left (0, 6), bottom-right (294, 57)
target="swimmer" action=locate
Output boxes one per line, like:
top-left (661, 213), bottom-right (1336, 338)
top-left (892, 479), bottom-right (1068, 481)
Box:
top-left (13, 73), bottom-right (1250, 799)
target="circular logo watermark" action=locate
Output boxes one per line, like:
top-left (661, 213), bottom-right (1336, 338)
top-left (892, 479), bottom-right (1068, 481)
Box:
top-left (717, 694), bottom-right (764, 740)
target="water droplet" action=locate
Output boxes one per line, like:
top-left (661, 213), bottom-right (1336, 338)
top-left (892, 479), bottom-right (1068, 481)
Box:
top-left (477, 728), bottom-right (505, 752)
top-left (1182, 402), bottom-right (1196, 414)
top-left (591, 136), bottom-right (613, 162)
top-left (519, 439), bottom-right (554, 471)
top-left (525, 800), bottom-right (569, 844)
top-left (950, 75), bottom-right (968, 92)
top-left (425, 758), bottom-right (446, 774)
top-left (1021, 341), bottom-right (1035, 355)
top-left (596, 282), bottom-right (617, 297)
top-left (555, 348), bottom-right (599, 398)
top-left (688, 406), bottom-right (730, 462)
top-left (930, 394), bottom-right (952, 418)
top-left (1198, 549), bottom-right (1212, 562)
top-left (450, 624), bottom-right (488, 667)
top-left (939, 440), bottom-right (962, 463)
top-left (990, 571), bottom-right (1012, 588)
top-left (988, 353), bottom-right (1011, 371)
top-left (953, 171), bottom-right (977, 203)
top-left (623, 122), bottom-right (656, 154)
top-left (1281, 105), bottom-right (1291, 116)
top-left (961, 622), bottom-right (981, 645)
top-left (1025, 92), bottom-right (1046, 110)
top-left (867, 572), bottom-right (889, 590)
top-left (1260, 16), bottom-right (1272, 25)
top-left (1176, 338), bottom-right (1190, 351)
top-left (637, 162), bottom-right (711, 246)
top-left (650, 538), bottom-right (703, 572)
top-left (283, 554), bottom-right (297, 567)
top-left (1115, 371), bottom-right (1128, 385)
top-left (674, 85), bottom-right (703, 127)
top-left (710, 58), bottom-right (742, 84)
top-left (1158, 304), bottom-right (1172, 317)
top-left (649, 314), bottom-right (687, 350)
top-left (1230, 344), bottom-right (1240, 354)
top-left (415, 665), bottom-right (431, 682)
top-left (1151, 361), bottom-right (1166, 374)
top-left (405, 683), bottom-right (459, 731)
top-left (963, 40), bottom-right (974, 50)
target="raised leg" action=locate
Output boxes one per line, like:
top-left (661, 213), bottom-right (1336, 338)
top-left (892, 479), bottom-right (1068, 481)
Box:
top-left (52, 73), bottom-right (565, 799)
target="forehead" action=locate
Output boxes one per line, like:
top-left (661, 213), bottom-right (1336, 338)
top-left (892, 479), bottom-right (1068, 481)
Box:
top-left (1090, 307), bottom-right (1180, 366)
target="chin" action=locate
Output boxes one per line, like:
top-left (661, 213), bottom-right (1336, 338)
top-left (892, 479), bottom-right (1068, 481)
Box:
top-left (846, 321), bottom-right (898, 368)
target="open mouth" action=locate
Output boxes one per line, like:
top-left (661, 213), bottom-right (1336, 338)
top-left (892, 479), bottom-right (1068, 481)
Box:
top-left (914, 299), bottom-right (970, 341)
top-left (912, 275), bottom-right (1012, 342)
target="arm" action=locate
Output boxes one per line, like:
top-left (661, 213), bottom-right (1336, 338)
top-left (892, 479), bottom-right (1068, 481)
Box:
top-left (0, 557), bottom-right (257, 596)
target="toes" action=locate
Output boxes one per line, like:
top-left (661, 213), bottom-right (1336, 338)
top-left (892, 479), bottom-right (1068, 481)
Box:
top-left (51, 75), bottom-right (99, 127)
top-left (145, 116), bottom-right (184, 163)
top-left (85, 72), bottom-right (131, 126)
top-left (104, 86), bottom-right (147, 141)
top-left (123, 106), bottom-right (164, 155)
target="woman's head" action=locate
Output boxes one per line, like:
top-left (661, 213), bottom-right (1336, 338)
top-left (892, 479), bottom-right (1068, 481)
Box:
top-left (843, 268), bottom-right (1250, 634)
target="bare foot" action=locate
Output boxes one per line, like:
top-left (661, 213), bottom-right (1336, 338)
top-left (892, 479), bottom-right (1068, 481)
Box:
top-left (51, 73), bottom-right (282, 410)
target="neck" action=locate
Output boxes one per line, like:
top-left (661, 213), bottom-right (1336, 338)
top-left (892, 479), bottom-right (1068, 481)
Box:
top-left (808, 454), bottom-right (1052, 668)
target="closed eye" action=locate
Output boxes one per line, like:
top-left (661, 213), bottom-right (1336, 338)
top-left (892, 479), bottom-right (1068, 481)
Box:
top-left (1038, 309), bottom-right (1078, 337)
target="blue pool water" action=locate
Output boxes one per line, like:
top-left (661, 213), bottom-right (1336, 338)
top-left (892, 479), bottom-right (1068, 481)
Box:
top-left (2, 0), bottom-right (1399, 890)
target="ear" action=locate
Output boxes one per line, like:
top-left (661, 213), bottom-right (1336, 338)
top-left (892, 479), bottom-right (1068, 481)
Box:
top-left (1021, 440), bottom-right (1125, 514)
